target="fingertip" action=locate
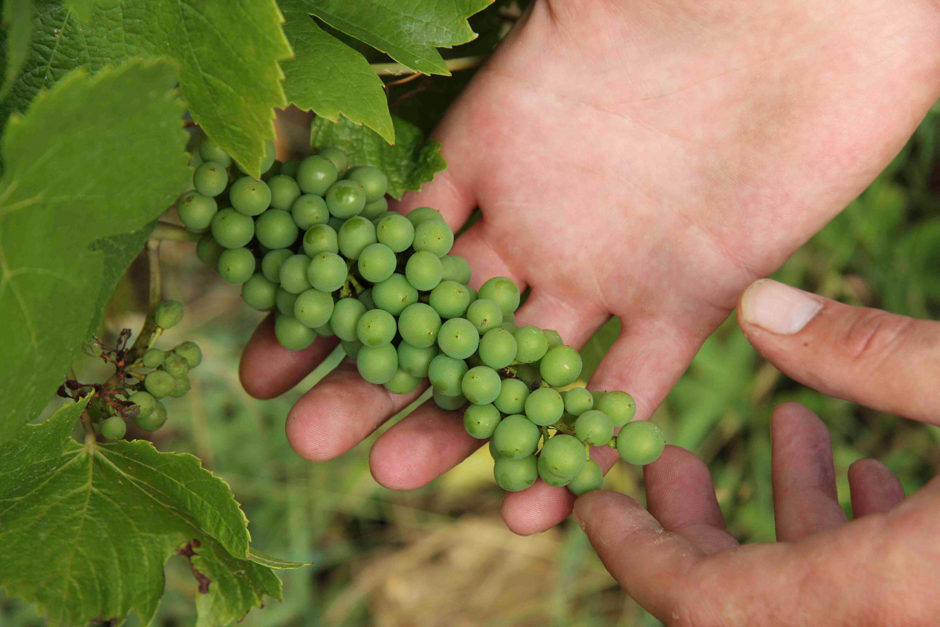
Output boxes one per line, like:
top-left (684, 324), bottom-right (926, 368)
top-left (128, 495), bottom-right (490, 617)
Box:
top-left (572, 490), bottom-right (642, 532)
top-left (770, 402), bottom-right (825, 437)
top-left (501, 480), bottom-right (576, 535)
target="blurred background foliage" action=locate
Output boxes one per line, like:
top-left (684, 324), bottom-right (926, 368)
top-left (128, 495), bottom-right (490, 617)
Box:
top-left (4, 2), bottom-right (939, 625)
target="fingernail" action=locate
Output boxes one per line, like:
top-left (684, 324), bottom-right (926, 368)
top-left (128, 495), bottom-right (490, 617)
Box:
top-left (741, 279), bottom-right (823, 335)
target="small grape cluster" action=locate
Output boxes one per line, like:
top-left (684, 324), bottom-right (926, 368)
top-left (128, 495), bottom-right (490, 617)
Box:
top-left (74, 301), bottom-right (202, 440)
top-left (179, 140), bottom-right (665, 495)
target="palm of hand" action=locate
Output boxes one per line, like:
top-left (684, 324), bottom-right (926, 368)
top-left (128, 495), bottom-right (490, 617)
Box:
top-left (240, 0), bottom-right (940, 533)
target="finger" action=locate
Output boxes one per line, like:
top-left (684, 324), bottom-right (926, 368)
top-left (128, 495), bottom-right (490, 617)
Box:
top-left (574, 490), bottom-right (702, 621)
top-left (369, 401), bottom-right (482, 490)
top-left (848, 458), bottom-right (905, 518)
top-left (450, 220), bottom-right (528, 291)
top-left (239, 314), bottom-right (340, 399)
top-left (285, 360), bottom-right (425, 461)
top-left (645, 446), bottom-right (739, 554)
top-left (514, 290), bottom-right (609, 350)
top-left (771, 403), bottom-right (847, 542)
top-left (739, 279), bottom-right (940, 424)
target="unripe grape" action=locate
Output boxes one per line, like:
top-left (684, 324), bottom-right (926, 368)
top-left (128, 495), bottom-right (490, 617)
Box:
top-left (373, 274), bottom-right (418, 316)
top-left (493, 415), bottom-right (540, 460)
top-left (398, 303), bottom-right (441, 348)
top-left (358, 243), bottom-right (397, 284)
top-left (345, 166), bottom-right (388, 202)
top-left (302, 224), bottom-right (339, 258)
top-left (326, 180), bottom-right (366, 219)
top-left (429, 281), bottom-right (471, 319)
top-left (173, 341), bottom-right (203, 368)
top-left (461, 366), bottom-right (501, 405)
top-left (142, 348), bottom-right (165, 368)
top-left (494, 378), bottom-right (529, 415)
top-left (128, 391), bottom-right (155, 418)
top-left (292, 195), bottom-right (330, 229)
top-left (384, 368), bottom-right (421, 395)
top-left (261, 249), bottom-right (292, 283)
top-left (539, 345), bottom-right (583, 388)
top-left (236, 139), bottom-right (276, 176)
top-left (432, 389), bottom-right (467, 411)
top-left (241, 273), bottom-right (278, 310)
top-left (267, 174), bottom-right (302, 211)
top-left (294, 288), bottom-right (334, 329)
top-left (564, 387), bottom-right (594, 417)
top-left (276, 288), bottom-right (298, 316)
top-left (543, 329), bottom-right (564, 348)
top-left (361, 197), bottom-right (389, 221)
top-left (307, 252), bottom-right (348, 293)
top-left (413, 219), bottom-right (454, 257)
top-left (513, 326), bottom-right (548, 363)
top-left (199, 139), bottom-right (232, 167)
top-left (405, 250), bottom-right (443, 291)
top-left (296, 155), bottom-right (338, 196)
top-left (440, 255), bottom-right (471, 284)
top-left (217, 247), bottom-right (256, 285)
top-left (597, 391), bottom-right (636, 428)
top-left (357, 308), bottom-right (397, 347)
top-left (463, 403), bottom-right (501, 439)
top-left (538, 455), bottom-right (572, 487)
top-left (465, 299), bottom-right (503, 335)
top-left (280, 159), bottom-right (300, 178)
top-left (540, 434), bottom-right (586, 479)
top-left (230, 176), bottom-right (272, 216)
top-left (397, 342), bottom-right (439, 378)
top-left (616, 421), bottom-right (665, 466)
top-left (478, 277), bottom-right (520, 315)
top-left (279, 254), bottom-right (313, 294)
top-left (567, 459), bottom-right (604, 496)
top-left (155, 301), bottom-right (184, 329)
top-left (330, 297), bottom-right (367, 342)
top-left (144, 370), bottom-right (176, 398)
top-left (317, 147), bottom-right (349, 177)
top-left (163, 353), bottom-right (189, 378)
top-left (193, 162), bottom-right (228, 197)
top-left (177, 191), bottom-right (217, 231)
top-left (255, 209), bottom-right (299, 249)
top-left (478, 327), bottom-right (517, 369)
top-left (100, 416), bottom-right (126, 441)
top-left (169, 375), bottom-right (191, 398)
top-left (574, 410), bottom-right (614, 446)
top-left (314, 321), bottom-right (334, 337)
top-left (494, 455), bottom-right (538, 492)
top-left (210, 208), bottom-right (255, 249)
top-left (136, 400), bottom-right (168, 431)
top-left (356, 344), bottom-right (398, 385)
top-left (376, 213), bottom-right (415, 252)
top-left (196, 233), bottom-right (225, 267)
top-left (524, 387), bottom-right (564, 426)
top-left (337, 216), bottom-right (376, 260)
top-left (428, 354), bottom-right (468, 396)
top-left (342, 340), bottom-right (362, 359)
top-left (437, 318), bottom-right (479, 360)
top-left (274, 314), bottom-right (317, 350)
top-left (406, 206), bottom-right (443, 227)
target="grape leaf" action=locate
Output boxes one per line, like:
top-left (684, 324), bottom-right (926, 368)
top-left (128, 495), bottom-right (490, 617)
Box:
top-left (1, 0), bottom-right (33, 88)
top-left (0, 0), bottom-right (292, 177)
top-left (64, 0), bottom-right (100, 21)
top-left (311, 115), bottom-right (446, 199)
top-left (281, 0), bottom-right (394, 144)
top-left (0, 60), bottom-right (191, 442)
top-left (0, 398), bottom-right (282, 626)
top-left (247, 549), bottom-right (308, 570)
top-left (297, 0), bottom-right (493, 76)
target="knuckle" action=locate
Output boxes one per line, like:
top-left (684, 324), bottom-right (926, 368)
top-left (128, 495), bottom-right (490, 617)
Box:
top-left (842, 309), bottom-right (915, 366)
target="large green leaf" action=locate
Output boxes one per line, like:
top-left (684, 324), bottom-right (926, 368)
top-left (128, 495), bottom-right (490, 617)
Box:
top-left (298, 0), bottom-right (493, 76)
top-left (311, 114), bottom-right (446, 199)
top-left (0, 398), bottom-right (282, 626)
top-left (0, 60), bottom-right (191, 441)
top-left (1, 0), bottom-right (33, 88)
top-left (281, 0), bottom-right (393, 144)
top-left (0, 0), bottom-right (292, 177)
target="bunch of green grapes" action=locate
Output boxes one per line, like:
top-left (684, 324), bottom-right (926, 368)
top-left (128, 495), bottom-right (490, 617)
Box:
top-left (180, 141), bottom-right (665, 495)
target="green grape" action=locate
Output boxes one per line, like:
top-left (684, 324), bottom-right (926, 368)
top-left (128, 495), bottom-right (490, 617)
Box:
top-left (145, 370), bottom-right (176, 398)
top-left (328, 216), bottom-right (346, 231)
top-left (562, 412), bottom-right (578, 427)
top-left (142, 348), bottom-right (165, 368)
top-left (461, 366), bottom-right (501, 405)
top-left (358, 288), bottom-right (375, 310)
top-left (345, 166), bottom-right (388, 202)
top-left (280, 159), bottom-right (300, 178)
top-left (568, 459), bottom-right (603, 496)
top-left (376, 213), bottom-right (415, 252)
top-left (413, 219), bottom-right (454, 257)
top-left (307, 252), bottom-right (348, 293)
top-left (616, 421), bottom-right (665, 465)
top-left (155, 301), bottom-right (184, 329)
top-left (326, 180), bottom-right (366, 218)
top-left (237, 139), bottom-right (278, 175)
top-left (398, 303), bottom-right (441, 348)
top-left (292, 195), bottom-right (330, 229)
top-left (230, 177), bottom-right (272, 216)
top-left (494, 455), bottom-right (538, 492)
top-left (404, 251), bottom-right (443, 291)
top-left (540, 345), bottom-right (583, 387)
top-left (437, 318), bottom-right (479, 360)
top-left (255, 209), bottom-right (299, 249)
top-left (465, 299), bottom-right (503, 334)
top-left (429, 281), bottom-right (471, 319)
top-left (217, 247), bottom-right (256, 285)
top-left (428, 354), bottom-right (468, 396)
top-left (330, 297), bottom-right (367, 342)
top-left (500, 320), bottom-right (519, 334)
top-left (268, 174), bottom-right (302, 211)
top-left (564, 387), bottom-right (594, 416)
top-left (296, 155), bottom-right (338, 196)
top-left (488, 438), bottom-right (501, 460)
top-left (543, 329), bottom-right (564, 348)
top-left (173, 341), bottom-right (202, 368)
top-left (317, 146), bottom-right (349, 176)
top-left (302, 224), bottom-right (339, 257)
top-left (100, 415), bottom-right (126, 441)
top-left (314, 321), bottom-right (335, 337)
top-left (241, 273), bottom-right (278, 310)
top-left (276, 288), bottom-right (298, 316)
top-left (494, 378), bottom-right (530, 415)
top-left (199, 139), bottom-right (232, 167)
top-left (504, 312), bottom-right (516, 324)
top-left (524, 387), bottom-right (564, 426)
top-left (342, 340), bottom-right (362, 358)
top-left (261, 249), bottom-right (292, 283)
top-left (373, 274), bottom-right (418, 315)
top-left (358, 243), bottom-right (397, 284)
top-left (516, 363), bottom-right (541, 387)
top-left (432, 390), bottom-right (467, 411)
top-left (337, 216), bottom-right (377, 260)
top-left (370, 211), bottom-right (397, 227)
top-left (463, 404), bottom-right (501, 439)
top-left (275, 313), bottom-right (317, 350)
top-left (406, 206), bottom-right (443, 227)
top-left (361, 197), bottom-right (389, 221)
top-left (591, 390), bottom-right (607, 408)
top-left (136, 400), bottom-right (168, 431)
top-left (210, 208), bottom-right (255, 249)
top-left (493, 415), bottom-right (540, 460)
top-left (397, 342), bottom-right (439, 378)
top-left (294, 288), bottom-right (334, 328)
top-left (177, 191), bottom-right (217, 231)
top-left (196, 233), bottom-right (225, 267)
top-left (169, 375), bottom-right (191, 398)
top-left (356, 308), bottom-right (397, 347)
top-left (356, 344), bottom-right (399, 384)
top-left (193, 162), bottom-right (228, 197)
top-left (163, 353), bottom-right (189, 378)
top-left (190, 149), bottom-right (204, 169)
top-left (279, 254), bottom-right (313, 294)
top-left (540, 434), bottom-right (586, 479)
top-left (597, 391), bottom-right (636, 428)
top-left (478, 277), bottom-right (520, 315)
top-left (511, 327), bottom-right (546, 364)
top-left (129, 391), bottom-right (155, 418)
top-left (538, 455), bottom-right (572, 487)
top-left (440, 255), bottom-right (471, 284)
top-left (384, 368), bottom-right (421, 395)
top-left (467, 286), bottom-right (478, 303)
top-left (478, 327), bottom-right (517, 369)
top-left (575, 410), bottom-right (615, 446)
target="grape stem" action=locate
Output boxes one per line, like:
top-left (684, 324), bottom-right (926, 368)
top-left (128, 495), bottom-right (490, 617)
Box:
top-left (80, 410), bottom-right (96, 449)
top-left (152, 221), bottom-right (201, 242)
top-left (371, 55), bottom-right (487, 76)
top-left (127, 240), bottom-right (163, 364)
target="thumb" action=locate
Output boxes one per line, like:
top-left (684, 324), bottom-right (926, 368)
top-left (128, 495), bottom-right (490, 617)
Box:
top-left (738, 279), bottom-right (940, 424)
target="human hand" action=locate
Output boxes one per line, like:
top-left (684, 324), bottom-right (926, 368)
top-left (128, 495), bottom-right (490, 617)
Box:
top-left (240, 0), bottom-right (940, 534)
top-left (575, 280), bottom-right (940, 624)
